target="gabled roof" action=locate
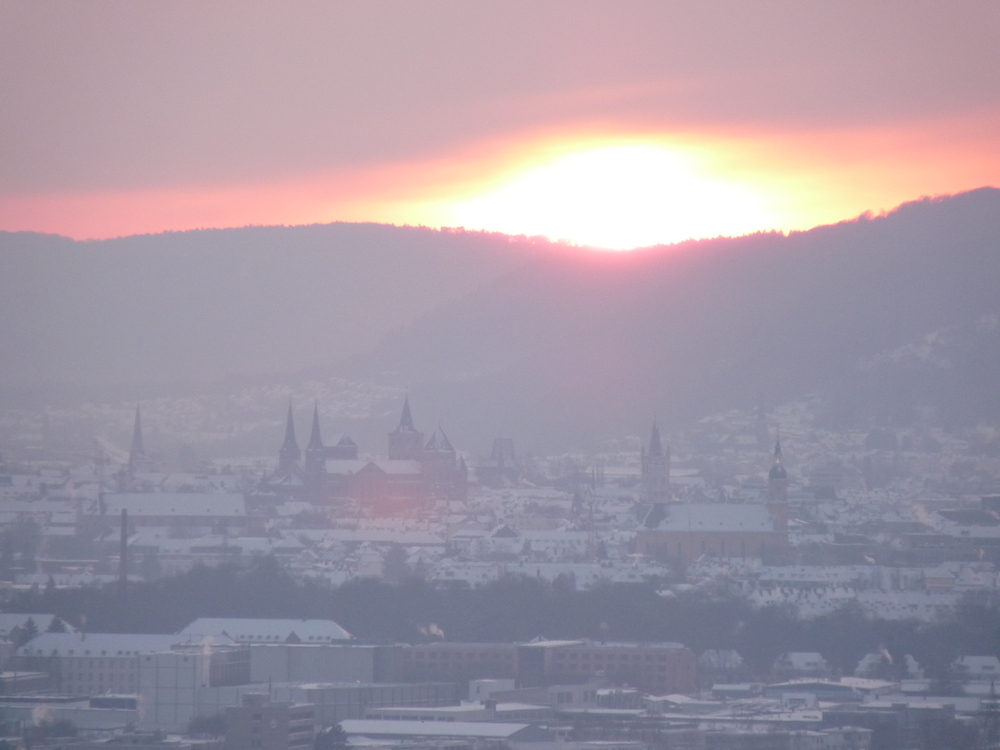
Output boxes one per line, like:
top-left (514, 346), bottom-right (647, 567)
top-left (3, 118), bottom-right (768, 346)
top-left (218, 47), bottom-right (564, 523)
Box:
top-left (424, 426), bottom-right (455, 453)
top-left (642, 503), bottom-right (776, 533)
top-left (340, 720), bottom-right (551, 741)
top-left (379, 460), bottom-right (425, 475)
top-left (177, 617), bottom-right (352, 642)
top-left (489, 524), bottom-right (519, 538)
top-left (955, 655), bottom-right (1000, 675)
top-left (765, 679), bottom-right (856, 694)
top-left (265, 472), bottom-right (305, 488)
top-left (99, 493), bottom-right (246, 518)
top-left (321, 458), bottom-right (424, 477)
top-left (16, 632), bottom-right (182, 657)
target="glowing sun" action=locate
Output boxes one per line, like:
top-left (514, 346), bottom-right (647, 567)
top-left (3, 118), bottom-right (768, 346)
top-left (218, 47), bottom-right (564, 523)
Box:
top-left (441, 143), bottom-right (778, 250)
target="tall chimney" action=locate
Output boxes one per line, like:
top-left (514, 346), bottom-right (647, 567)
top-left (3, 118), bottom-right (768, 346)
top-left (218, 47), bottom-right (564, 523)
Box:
top-left (119, 509), bottom-right (128, 592)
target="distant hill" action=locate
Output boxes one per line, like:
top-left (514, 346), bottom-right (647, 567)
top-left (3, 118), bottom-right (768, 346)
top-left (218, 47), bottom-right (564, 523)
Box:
top-left (2, 189), bottom-right (998, 454)
top-left (0, 223), bottom-right (545, 391)
top-left (350, 188), bottom-right (1000, 450)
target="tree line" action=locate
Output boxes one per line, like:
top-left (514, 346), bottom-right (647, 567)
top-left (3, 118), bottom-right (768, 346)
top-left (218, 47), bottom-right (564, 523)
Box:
top-left (4, 557), bottom-right (998, 681)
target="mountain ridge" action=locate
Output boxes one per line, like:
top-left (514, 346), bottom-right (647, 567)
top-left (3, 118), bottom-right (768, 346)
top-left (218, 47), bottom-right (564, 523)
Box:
top-left (2, 189), bottom-right (998, 452)
top-left (347, 188), bottom-right (1000, 449)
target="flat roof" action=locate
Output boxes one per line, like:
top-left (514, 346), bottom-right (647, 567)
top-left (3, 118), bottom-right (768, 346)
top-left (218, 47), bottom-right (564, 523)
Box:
top-left (341, 720), bottom-right (539, 739)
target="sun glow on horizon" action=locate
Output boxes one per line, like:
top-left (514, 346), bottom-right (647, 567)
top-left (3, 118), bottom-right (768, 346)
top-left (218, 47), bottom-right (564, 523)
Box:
top-left (438, 143), bottom-right (780, 250)
top-left (2, 116), bottom-right (997, 246)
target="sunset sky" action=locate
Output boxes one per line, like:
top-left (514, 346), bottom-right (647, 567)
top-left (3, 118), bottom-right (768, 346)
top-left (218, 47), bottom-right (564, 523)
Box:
top-left (2, 1), bottom-right (998, 249)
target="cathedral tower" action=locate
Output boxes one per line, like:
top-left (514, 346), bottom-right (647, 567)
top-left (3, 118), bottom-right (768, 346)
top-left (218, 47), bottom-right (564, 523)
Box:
top-left (388, 396), bottom-right (424, 460)
top-left (127, 405), bottom-right (147, 475)
top-left (641, 421), bottom-right (670, 503)
top-left (768, 434), bottom-right (788, 502)
top-left (304, 404), bottom-right (325, 475)
top-left (767, 433), bottom-right (788, 531)
top-left (303, 404), bottom-right (328, 502)
top-left (278, 404), bottom-right (301, 476)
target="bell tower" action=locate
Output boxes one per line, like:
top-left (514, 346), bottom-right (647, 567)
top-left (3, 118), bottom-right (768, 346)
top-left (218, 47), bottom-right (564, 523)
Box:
top-left (641, 421), bottom-right (670, 503)
top-left (303, 404), bottom-right (327, 502)
top-left (278, 404), bottom-right (301, 475)
top-left (388, 396), bottom-right (424, 460)
top-left (767, 433), bottom-right (788, 532)
top-left (127, 405), bottom-right (148, 476)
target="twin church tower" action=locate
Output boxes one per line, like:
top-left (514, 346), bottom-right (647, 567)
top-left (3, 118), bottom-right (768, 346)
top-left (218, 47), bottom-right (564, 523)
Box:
top-left (640, 421), bottom-right (788, 505)
top-left (271, 397), bottom-right (467, 512)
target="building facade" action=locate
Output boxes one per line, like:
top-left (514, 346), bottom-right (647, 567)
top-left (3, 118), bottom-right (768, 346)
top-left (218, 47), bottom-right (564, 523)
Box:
top-left (224, 693), bottom-right (314, 750)
top-left (392, 640), bottom-right (696, 695)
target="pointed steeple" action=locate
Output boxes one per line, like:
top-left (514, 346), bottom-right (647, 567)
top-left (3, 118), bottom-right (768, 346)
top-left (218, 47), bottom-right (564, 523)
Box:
top-left (397, 396), bottom-right (415, 432)
top-left (424, 430), bottom-right (438, 451)
top-left (280, 404), bottom-right (300, 460)
top-left (437, 426), bottom-right (454, 453)
top-left (128, 405), bottom-right (146, 472)
top-left (769, 429), bottom-right (787, 481)
top-left (649, 421), bottom-right (663, 456)
top-left (307, 403), bottom-right (324, 451)
top-left (388, 395), bottom-right (423, 460)
top-left (642, 418), bottom-right (669, 503)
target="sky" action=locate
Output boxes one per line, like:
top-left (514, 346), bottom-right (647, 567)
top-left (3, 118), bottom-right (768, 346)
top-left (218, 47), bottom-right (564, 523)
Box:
top-left (1, 1), bottom-right (999, 249)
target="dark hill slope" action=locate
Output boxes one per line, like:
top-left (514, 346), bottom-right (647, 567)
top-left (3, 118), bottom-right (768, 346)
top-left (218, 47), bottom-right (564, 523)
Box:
top-left (0, 224), bottom-right (544, 389)
top-left (356, 189), bottom-right (1000, 450)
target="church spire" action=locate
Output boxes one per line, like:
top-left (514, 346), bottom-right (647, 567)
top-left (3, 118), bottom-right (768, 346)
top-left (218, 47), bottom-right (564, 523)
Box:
top-left (437, 425), bottom-right (454, 453)
top-left (128, 405), bottom-right (145, 472)
top-left (397, 395), bottom-right (416, 432)
top-left (307, 403), bottom-right (324, 451)
top-left (769, 428), bottom-right (787, 481)
top-left (649, 421), bottom-right (663, 456)
top-left (280, 404), bottom-right (300, 460)
top-left (642, 418), bottom-right (670, 503)
top-left (388, 395), bottom-right (424, 460)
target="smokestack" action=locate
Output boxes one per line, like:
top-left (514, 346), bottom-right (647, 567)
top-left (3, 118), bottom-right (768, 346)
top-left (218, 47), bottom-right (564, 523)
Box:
top-left (119, 509), bottom-right (128, 593)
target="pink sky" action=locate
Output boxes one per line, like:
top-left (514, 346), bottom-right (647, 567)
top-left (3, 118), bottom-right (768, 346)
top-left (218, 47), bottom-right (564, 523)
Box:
top-left (2, 1), bottom-right (998, 247)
